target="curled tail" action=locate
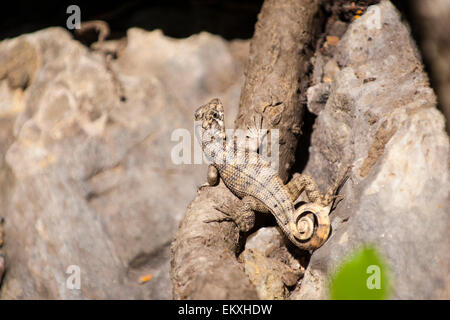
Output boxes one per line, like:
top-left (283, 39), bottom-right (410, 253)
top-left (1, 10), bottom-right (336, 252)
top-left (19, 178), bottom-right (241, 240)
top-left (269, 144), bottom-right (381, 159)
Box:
top-left (290, 203), bottom-right (331, 251)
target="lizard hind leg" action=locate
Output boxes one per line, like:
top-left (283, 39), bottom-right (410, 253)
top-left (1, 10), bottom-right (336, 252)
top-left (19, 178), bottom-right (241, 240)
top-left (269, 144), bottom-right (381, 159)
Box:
top-left (285, 173), bottom-right (326, 204)
top-left (292, 203), bottom-right (331, 251)
top-left (209, 196), bottom-right (262, 232)
top-left (323, 165), bottom-right (352, 206)
top-left (287, 167), bottom-right (351, 206)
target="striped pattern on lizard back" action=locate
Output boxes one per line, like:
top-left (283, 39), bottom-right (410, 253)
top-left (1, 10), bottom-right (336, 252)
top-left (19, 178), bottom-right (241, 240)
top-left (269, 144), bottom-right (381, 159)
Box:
top-left (195, 98), bottom-right (337, 251)
top-left (214, 146), bottom-right (293, 229)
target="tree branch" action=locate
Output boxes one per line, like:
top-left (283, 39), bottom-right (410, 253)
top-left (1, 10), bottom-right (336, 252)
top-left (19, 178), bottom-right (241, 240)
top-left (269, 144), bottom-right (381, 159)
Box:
top-left (171, 0), bottom-right (325, 299)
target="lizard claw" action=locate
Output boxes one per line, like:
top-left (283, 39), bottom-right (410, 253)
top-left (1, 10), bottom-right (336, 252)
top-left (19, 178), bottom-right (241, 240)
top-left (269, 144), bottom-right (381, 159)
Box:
top-left (213, 202), bottom-right (234, 215)
top-left (332, 193), bottom-right (345, 206)
top-left (323, 193), bottom-right (344, 206)
top-left (203, 203), bottom-right (233, 224)
top-left (203, 216), bottom-right (233, 224)
top-left (209, 202), bottom-right (255, 233)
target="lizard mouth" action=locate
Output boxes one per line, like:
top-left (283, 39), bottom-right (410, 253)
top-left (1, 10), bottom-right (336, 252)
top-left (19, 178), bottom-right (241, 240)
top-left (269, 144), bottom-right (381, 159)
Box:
top-left (194, 120), bottom-right (222, 143)
top-left (201, 118), bottom-right (222, 131)
top-left (194, 122), bottom-right (204, 144)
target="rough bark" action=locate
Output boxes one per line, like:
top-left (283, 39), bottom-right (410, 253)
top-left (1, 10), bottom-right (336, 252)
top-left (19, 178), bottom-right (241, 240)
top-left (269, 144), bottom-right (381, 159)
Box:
top-left (235, 0), bottom-right (324, 182)
top-left (170, 0), bottom-right (324, 299)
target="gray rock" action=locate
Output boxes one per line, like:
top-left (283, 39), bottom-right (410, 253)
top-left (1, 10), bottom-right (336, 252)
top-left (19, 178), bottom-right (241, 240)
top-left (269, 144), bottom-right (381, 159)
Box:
top-left (1, 0), bottom-right (447, 301)
top-left (0, 27), bottom-right (246, 299)
top-left (294, 1), bottom-right (449, 300)
top-left (241, 227), bottom-right (304, 299)
top-left (245, 226), bottom-right (286, 257)
top-left (306, 82), bottom-right (331, 115)
top-left (241, 249), bottom-right (289, 300)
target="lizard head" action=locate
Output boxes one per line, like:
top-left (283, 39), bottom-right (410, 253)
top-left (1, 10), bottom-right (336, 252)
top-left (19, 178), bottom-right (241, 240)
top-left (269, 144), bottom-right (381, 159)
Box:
top-left (195, 98), bottom-right (225, 131)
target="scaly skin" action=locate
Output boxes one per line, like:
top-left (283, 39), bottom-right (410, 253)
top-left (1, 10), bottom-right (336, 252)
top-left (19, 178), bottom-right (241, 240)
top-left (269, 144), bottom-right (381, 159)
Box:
top-left (195, 98), bottom-right (348, 251)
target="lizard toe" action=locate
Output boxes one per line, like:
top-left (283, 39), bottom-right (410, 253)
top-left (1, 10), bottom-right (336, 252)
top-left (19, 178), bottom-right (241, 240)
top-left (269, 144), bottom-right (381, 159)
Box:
top-left (235, 212), bottom-right (255, 232)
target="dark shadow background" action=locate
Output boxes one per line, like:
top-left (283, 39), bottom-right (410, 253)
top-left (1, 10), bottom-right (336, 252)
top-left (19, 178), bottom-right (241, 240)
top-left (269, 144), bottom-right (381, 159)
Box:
top-left (0, 0), bottom-right (263, 41)
top-left (0, 0), bottom-right (447, 132)
top-left (0, 1), bottom-right (431, 41)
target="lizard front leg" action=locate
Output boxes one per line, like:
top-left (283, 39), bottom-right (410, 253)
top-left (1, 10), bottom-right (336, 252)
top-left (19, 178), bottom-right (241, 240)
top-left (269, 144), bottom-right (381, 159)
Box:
top-left (207, 196), bottom-right (269, 232)
top-left (285, 173), bottom-right (333, 206)
top-left (198, 164), bottom-right (219, 190)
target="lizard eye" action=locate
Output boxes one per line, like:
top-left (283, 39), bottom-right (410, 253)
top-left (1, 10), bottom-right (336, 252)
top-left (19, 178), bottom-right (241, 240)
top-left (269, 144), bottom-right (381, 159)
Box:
top-left (211, 111), bottom-right (219, 118)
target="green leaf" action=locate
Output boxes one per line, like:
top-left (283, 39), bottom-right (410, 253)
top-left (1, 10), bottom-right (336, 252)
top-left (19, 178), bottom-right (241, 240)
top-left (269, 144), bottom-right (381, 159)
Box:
top-left (329, 245), bottom-right (390, 300)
